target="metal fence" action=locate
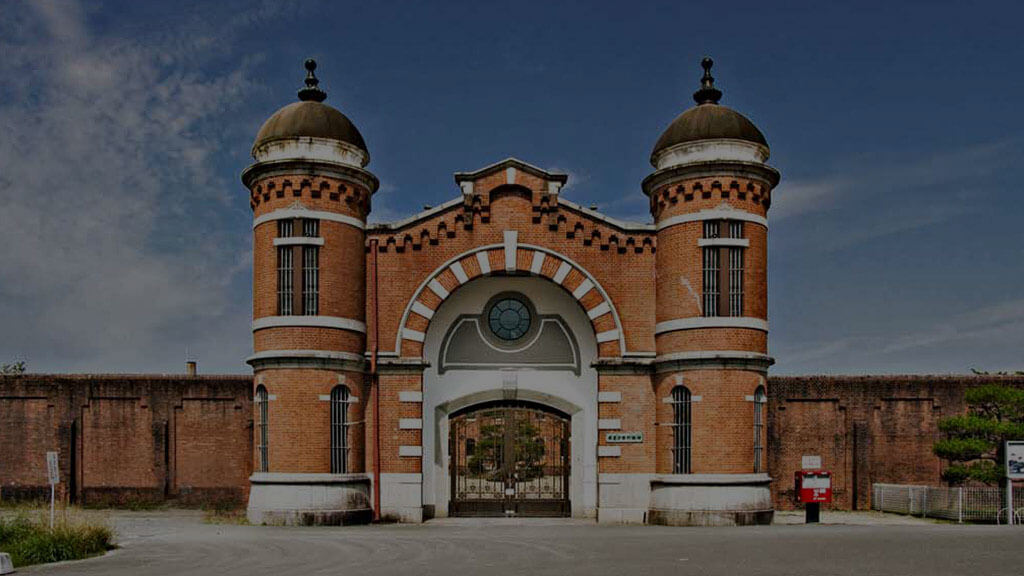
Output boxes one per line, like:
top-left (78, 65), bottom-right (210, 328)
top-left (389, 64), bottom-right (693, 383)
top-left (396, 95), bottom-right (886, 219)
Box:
top-left (872, 483), bottom-right (1024, 524)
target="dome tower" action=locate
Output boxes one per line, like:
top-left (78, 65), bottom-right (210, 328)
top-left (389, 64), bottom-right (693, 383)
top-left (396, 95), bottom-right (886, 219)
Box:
top-left (643, 58), bottom-right (780, 525)
top-left (242, 60), bottom-right (378, 525)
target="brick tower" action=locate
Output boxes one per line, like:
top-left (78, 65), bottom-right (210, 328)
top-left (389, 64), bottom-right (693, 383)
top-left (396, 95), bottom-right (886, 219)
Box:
top-left (642, 58), bottom-right (780, 525)
top-left (242, 60), bottom-right (378, 525)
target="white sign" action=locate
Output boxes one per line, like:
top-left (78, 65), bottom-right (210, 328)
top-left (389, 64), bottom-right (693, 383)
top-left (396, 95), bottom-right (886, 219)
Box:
top-left (46, 451), bottom-right (59, 485)
top-left (606, 432), bottom-right (643, 443)
top-left (802, 455), bottom-right (822, 469)
top-left (1007, 441), bottom-right (1024, 480)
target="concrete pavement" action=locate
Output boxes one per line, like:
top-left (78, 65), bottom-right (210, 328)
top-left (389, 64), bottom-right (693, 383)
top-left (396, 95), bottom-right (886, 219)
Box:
top-left (23, 511), bottom-right (1024, 576)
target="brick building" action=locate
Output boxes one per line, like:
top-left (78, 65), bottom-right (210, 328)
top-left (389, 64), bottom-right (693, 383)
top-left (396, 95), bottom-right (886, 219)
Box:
top-left (240, 57), bottom-right (777, 525)
top-left (2, 59), bottom-right (1017, 526)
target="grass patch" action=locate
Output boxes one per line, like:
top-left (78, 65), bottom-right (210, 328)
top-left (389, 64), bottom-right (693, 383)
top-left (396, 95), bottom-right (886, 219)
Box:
top-left (0, 511), bottom-right (114, 568)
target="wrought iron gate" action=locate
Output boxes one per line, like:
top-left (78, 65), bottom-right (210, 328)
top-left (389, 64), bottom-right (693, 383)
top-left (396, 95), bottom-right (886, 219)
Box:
top-left (449, 401), bottom-right (570, 517)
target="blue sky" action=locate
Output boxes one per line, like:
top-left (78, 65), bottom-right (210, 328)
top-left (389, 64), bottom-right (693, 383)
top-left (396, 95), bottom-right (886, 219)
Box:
top-left (1, 0), bottom-right (1022, 374)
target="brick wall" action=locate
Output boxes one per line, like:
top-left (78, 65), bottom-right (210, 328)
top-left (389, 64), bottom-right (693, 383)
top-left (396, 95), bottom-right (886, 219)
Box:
top-left (0, 374), bottom-right (252, 507)
top-left (767, 375), bottom-right (1024, 511)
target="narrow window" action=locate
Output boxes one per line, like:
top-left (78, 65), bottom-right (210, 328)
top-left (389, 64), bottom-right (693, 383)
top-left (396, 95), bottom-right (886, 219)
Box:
top-left (671, 385), bottom-right (692, 474)
top-left (303, 245), bottom-right (319, 315)
top-left (753, 386), bottom-right (766, 473)
top-left (302, 218), bottom-right (319, 238)
top-left (255, 385), bottom-right (269, 473)
top-left (330, 385), bottom-right (351, 474)
top-left (703, 219), bottom-right (746, 317)
top-left (702, 247), bottom-right (719, 317)
top-left (277, 219), bottom-right (294, 316)
top-left (277, 246), bottom-right (293, 315)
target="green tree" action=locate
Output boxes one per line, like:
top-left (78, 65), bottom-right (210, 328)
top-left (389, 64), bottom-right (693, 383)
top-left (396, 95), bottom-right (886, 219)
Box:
top-left (934, 384), bottom-right (1024, 485)
top-left (1, 361), bottom-right (26, 375)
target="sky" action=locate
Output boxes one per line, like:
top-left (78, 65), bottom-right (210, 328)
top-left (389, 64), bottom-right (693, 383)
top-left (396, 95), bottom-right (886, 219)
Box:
top-left (1, 0), bottom-right (1022, 375)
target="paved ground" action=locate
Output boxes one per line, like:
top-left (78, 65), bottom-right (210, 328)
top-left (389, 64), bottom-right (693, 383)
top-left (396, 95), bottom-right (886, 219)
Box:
top-left (23, 511), bottom-right (1024, 576)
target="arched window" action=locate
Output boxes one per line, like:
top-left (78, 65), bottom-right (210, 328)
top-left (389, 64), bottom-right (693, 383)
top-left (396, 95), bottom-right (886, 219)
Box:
top-left (671, 385), bottom-right (692, 474)
top-left (330, 385), bottom-right (351, 474)
top-left (753, 386), bottom-right (767, 473)
top-left (255, 385), bottom-right (269, 473)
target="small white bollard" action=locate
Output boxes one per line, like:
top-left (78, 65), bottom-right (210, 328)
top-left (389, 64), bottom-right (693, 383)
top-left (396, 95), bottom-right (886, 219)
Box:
top-left (0, 551), bottom-right (15, 574)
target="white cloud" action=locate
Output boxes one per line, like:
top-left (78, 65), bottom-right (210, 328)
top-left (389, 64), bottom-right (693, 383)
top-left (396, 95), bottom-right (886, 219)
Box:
top-left (0, 1), bottom-right (287, 373)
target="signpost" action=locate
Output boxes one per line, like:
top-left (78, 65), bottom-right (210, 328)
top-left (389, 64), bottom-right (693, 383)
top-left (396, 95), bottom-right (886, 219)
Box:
top-left (46, 451), bottom-right (59, 529)
top-left (1006, 441), bottom-right (1024, 526)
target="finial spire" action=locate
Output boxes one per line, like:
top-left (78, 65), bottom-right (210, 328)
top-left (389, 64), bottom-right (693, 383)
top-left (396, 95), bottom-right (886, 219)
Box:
top-left (692, 57), bottom-right (722, 105)
top-left (297, 58), bottom-right (327, 102)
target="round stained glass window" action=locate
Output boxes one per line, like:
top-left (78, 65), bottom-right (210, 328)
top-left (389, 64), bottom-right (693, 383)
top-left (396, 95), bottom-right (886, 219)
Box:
top-left (487, 298), bottom-right (532, 341)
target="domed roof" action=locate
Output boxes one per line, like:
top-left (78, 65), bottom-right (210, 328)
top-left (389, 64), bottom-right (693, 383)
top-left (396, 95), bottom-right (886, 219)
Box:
top-left (652, 58), bottom-right (767, 161)
top-left (252, 59), bottom-right (367, 153)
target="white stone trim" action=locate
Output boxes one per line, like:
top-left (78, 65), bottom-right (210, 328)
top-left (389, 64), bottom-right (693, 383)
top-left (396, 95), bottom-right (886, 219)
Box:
top-left (399, 391), bottom-right (423, 403)
top-left (598, 446), bottom-right (621, 457)
top-left (553, 261), bottom-right (572, 284)
top-left (410, 301), bottom-right (435, 320)
top-left (252, 316), bottom-right (367, 333)
top-left (745, 395), bottom-right (756, 402)
top-left (246, 349), bottom-right (365, 363)
top-left (272, 237), bottom-right (325, 246)
top-left (505, 166), bottom-right (516, 185)
top-left (587, 301), bottom-right (611, 320)
top-left (598, 419), bottom-right (621, 430)
top-left (655, 317), bottom-right (768, 334)
top-left (503, 230), bottom-right (518, 272)
top-left (399, 418), bottom-right (422, 430)
top-left (476, 251), bottom-right (491, 274)
top-left (596, 329), bottom-right (620, 343)
top-left (394, 243), bottom-right (628, 355)
top-left (573, 279), bottom-right (594, 300)
top-left (655, 350), bottom-right (770, 363)
top-left (402, 328), bottom-right (426, 343)
top-left (657, 208), bottom-right (767, 231)
top-left (598, 391), bottom-right (621, 403)
top-left (530, 251), bottom-right (546, 274)
top-left (319, 394), bottom-right (359, 402)
top-left (663, 395), bottom-right (702, 403)
top-left (427, 279), bottom-right (449, 299)
top-left (253, 208), bottom-right (365, 231)
top-left (266, 394), bottom-right (277, 401)
top-left (398, 445), bottom-right (423, 457)
top-left (369, 197), bottom-right (463, 231)
top-left (449, 261), bottom-right (468, 284)
top-left (697, 238), bottom-right (749, 248)
top-left (557, 198), bottom-right (655, 232)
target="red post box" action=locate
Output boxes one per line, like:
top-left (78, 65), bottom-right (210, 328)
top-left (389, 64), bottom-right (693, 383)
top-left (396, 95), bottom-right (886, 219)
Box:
top-left (795, 469), bottom-right (832, 504)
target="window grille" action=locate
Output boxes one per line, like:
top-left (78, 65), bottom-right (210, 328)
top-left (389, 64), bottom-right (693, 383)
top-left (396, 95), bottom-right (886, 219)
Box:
top-left (754, 386), bottom-right (766, 473)
top-left (277, 219), bottom-right (293, 237)
top-left (255, 385), bottom-right (269, 473)
top-left (703, 220), bottom-right (720, 239)
top-left (671, 386), bottom-right (692, 474)
top-left (330, 385), bottom-right (351, 474)
top-left (729, 247), bottom-right (744, 316)
top-left (303, 246), bottom-right (319, 315)
top-left (728, 220), bottom-right (744, 239)
top-left (277, 246), bottom-right (293, 315)
top-left (702, 247), bottom-right (719, 317)
top-left (302, 218), bottom-right (319, 238)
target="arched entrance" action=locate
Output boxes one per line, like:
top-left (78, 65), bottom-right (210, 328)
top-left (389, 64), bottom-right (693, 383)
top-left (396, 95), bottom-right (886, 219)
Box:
top-left (449, 400), bottom-right (570, 517)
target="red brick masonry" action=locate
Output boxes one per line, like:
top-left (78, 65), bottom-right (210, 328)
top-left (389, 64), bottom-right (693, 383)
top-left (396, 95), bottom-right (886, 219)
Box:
top-left (2, 373), bottom-right (1021, 509)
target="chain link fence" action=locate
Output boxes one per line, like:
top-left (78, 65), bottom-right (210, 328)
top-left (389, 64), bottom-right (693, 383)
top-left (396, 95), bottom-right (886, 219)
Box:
top-left (873, 483), bottom-right (1024, 523)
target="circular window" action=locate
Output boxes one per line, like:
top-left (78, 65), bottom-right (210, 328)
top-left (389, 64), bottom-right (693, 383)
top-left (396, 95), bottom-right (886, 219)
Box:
top-left (487, 297), bottom-right (532, 341)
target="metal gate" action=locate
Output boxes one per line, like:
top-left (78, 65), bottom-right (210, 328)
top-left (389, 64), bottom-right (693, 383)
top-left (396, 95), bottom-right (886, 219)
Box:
top-left (449, 401), bottom-right (570, 517)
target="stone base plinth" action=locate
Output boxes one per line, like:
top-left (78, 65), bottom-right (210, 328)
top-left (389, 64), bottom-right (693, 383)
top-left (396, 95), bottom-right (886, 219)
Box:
top-left (247, 473), bottom-right (373, 526)
top-left (648, 473), bottom-right (773, 526)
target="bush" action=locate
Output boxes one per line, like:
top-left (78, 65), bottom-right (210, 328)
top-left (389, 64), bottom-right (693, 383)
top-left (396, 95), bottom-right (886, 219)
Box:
top-left (0, 512), bottom-right (114, 567)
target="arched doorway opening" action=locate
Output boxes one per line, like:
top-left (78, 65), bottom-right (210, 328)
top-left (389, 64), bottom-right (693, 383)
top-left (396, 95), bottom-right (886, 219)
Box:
top-left (449, 400), bottom-right (570, 517)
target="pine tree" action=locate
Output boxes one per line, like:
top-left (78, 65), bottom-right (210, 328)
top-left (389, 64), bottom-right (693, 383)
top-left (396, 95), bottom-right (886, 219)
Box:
top-left (934, 385), bottom-right (1024, 485)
